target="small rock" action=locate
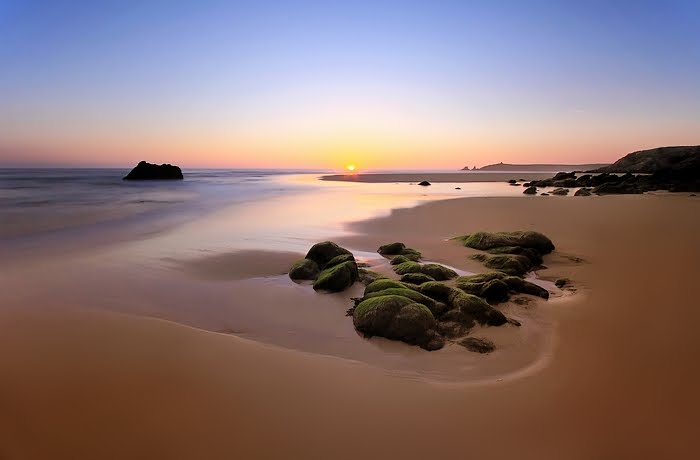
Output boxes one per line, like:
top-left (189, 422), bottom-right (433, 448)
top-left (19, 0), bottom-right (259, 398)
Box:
top-left (574, 188), bottom-right (592, 196)
top-left (455, 187), bottom-right (461, 190)
top-left (541, 193), bottom-right (550, 196)
top-left (555, 278), bottom-right (569, 288)
top-left (458, 337), bottom-right (496, 354)
top-left (418, 181), bottom-right (431, 186)
top-left (551, 188), bottom-right (569, 195)
top-left (523, 186), bottom-right (537, 195)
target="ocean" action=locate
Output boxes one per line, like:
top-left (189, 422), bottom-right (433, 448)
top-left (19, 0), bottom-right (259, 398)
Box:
top-left (0, 168), bottom-right (528, 262)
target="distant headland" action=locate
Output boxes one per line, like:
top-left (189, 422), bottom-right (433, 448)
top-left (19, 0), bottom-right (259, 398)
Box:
top-left (464, 163), bottom-right (610, 172)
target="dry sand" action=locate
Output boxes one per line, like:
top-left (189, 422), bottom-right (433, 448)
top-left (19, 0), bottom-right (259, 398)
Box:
top-left (1, 194), bottom-right (699, 459)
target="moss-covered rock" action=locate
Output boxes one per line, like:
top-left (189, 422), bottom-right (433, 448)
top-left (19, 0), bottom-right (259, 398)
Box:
top-left (313, 260), bottom-right (358, 292)
top-left (502, 276), bottom-right (550, 299)
top-left (459, 337), bottom-right (496, 353)
top-left (364, 279), bottom-right (409, 295)
top-left (421, 264), bottom-right (458, 281)
top-left (393, 261), bottom-right (457, 280)
top-left (418, 281), bottom-right (454, 302)
top-left (390, 255), bottom-right (411, 265)
top-left (325, 253), bottom-right (355, 269)
top-left (400, 273), bottom-right (435, 285)
top-left (393, 261), bottom-right (423, 275)
top-left (470, 253), bottom-right (533, 276)
top-left (363, 288), bottom-right (447, 317)
top-left (353, 295), bottom-right (443, 350)
top-left (378, 243), bottom-right (422, 261)
top-left (479, 279), bottom-right (511, 304)
top-left (377, 242), bottom-right (406, 255)
top-left (456, 231), bottom-right (555, 254)
top-left (288, 258), bottom-right (320, 281)
top-left (456, 272), bottom-right (508, 284)
top-left (486, 246), bottom-right (543, 265)
top-left (358, 269), bottom-right (388, 286)
top-left (400, 248), bottom-right (422, 261)
top-left (305, 241), bottom-right (353, 267)
top-left (448, 291), bottom-right (508, 326)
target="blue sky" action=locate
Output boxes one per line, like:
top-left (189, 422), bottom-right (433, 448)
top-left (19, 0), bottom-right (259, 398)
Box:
top-left (1, 0), bottom-right (698, 168)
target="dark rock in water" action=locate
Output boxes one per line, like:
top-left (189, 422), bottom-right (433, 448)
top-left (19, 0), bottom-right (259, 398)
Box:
top-left (555, 278), bottom-right (569, 288)
top-left (400, 273), bottom-right (436, 285)
top-left (552, 171), bottom-right (576, 181)
top-left (551, 187), bottom-right (569, 195)
top-left (378, 242), bottom-right (422, 261)
top-left (592, 182), bottom-right (640, 195)
top-left (448, 290), bottom-right (507, 326)
top-left (123, 161), bottom-right (183, 180)
top-left (508, 179), bottom-right (517, 184)
top-left (313, 260), bottom-right (359, 292)
top-left (289, 258), bottom-right (320, 281)
top-left (459, 337), bottom-right (496, 353)
top-left (471, 253), bottom-right (533, 276)
top-left (574, 188), bottom-right (592, 196)
top-left (456, 231), bottom-right (555, 254)
top-left (418, 181), bottom-right (431, 186)
top-left (353, 295), bottom-right (443, 351)
top-left (455, 187), bottom-right (462, 190)
top-left (541, 193), bottom-right (550, 196)
top-left (378, 242), bottom-right (406, 255)
top-left (305, 241), bottom-right (352, 267)
top-left (523, 185), bottom-right (537, 195)
top-left (509, 182), bottom-right (520, 186)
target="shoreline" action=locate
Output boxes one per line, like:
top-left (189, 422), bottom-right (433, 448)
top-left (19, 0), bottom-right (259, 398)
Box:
top-left (1, 192), bottom-right (699, 457)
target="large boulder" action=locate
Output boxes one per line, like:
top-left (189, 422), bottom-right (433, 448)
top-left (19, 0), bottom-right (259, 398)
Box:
top-left (448, 291), bottom-right (507, 326)
top-left (288, 258), bottom-right (320, 281)
top-left (123, 161), bottom-right (183, 180)
top-left (486, 245), bottom-right (543, 265)
top-left (362, 288), bottom-right (447, 317)
top-left (313, 260), bottom-right (359, 292)
top-left (378, 242), bottom-right (422, 261)
top-left (523, 186), bottom-right (538, 195)
top-left (456, 231), bottom-right (555, 254)
top-left (456, 272), bottom-right (550, 300)
top-left (305, 241), bottom-right (352, 267)
top-left (353, 295), bottom-right (443, 350)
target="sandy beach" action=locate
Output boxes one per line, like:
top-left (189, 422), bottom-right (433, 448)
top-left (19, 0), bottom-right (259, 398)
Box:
top-left (2, 192), bottom-right (699, 459)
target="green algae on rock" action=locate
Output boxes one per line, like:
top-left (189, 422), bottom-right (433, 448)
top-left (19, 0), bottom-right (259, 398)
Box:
top-left (305, 241), bottom-right (353, 267)
top-left (362, 288), bottom-right (447, 317)
top-left (456, 231), bottom-right (555, 254)
top-left (392, 261), bottom-right (457, 280)
top-left (357, 268), bottom-right (388, 286)
top-left (353, 295), bottom-right (443, 351)
top-left (364, 279), bottom-right (410, 295)
top-left (288, 258), bottom-right (320, 281)
top-left (470, 253), bottom-right (534, 276)
top-left (400, 273), bottom-right (435, 285)
top-left (459, 337), bottom-right (496, 353)
top-left (378, 242), bottom-right (422, 262)
top-left (313, 260), bottom-right (359, 292)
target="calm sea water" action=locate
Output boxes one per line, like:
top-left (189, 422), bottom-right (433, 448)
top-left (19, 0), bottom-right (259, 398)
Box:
top-left (0, 168), bottom-right (529, 261)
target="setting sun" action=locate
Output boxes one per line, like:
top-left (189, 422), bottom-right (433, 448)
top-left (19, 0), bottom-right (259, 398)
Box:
top-left (346, 164), bottom-right (356, 172)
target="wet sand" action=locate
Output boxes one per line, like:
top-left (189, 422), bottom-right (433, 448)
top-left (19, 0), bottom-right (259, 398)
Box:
top-left (2, 194), bottom-right (699, 458)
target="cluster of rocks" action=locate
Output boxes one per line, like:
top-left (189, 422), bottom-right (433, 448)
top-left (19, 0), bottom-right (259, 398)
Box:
top-left (455, 231), bottom-right (554, 276)
top-left (289, 242), bottom-right (360, 292)
top-left (517, 145), bottom-right (700, 194)
top-left (123, 161), bottom-right (183, 180)
top-left (289, 232), bottom-right (557, 353)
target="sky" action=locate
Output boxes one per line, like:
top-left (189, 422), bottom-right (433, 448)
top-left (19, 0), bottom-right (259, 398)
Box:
top-left (0, 0), bottom-right (699, 170)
